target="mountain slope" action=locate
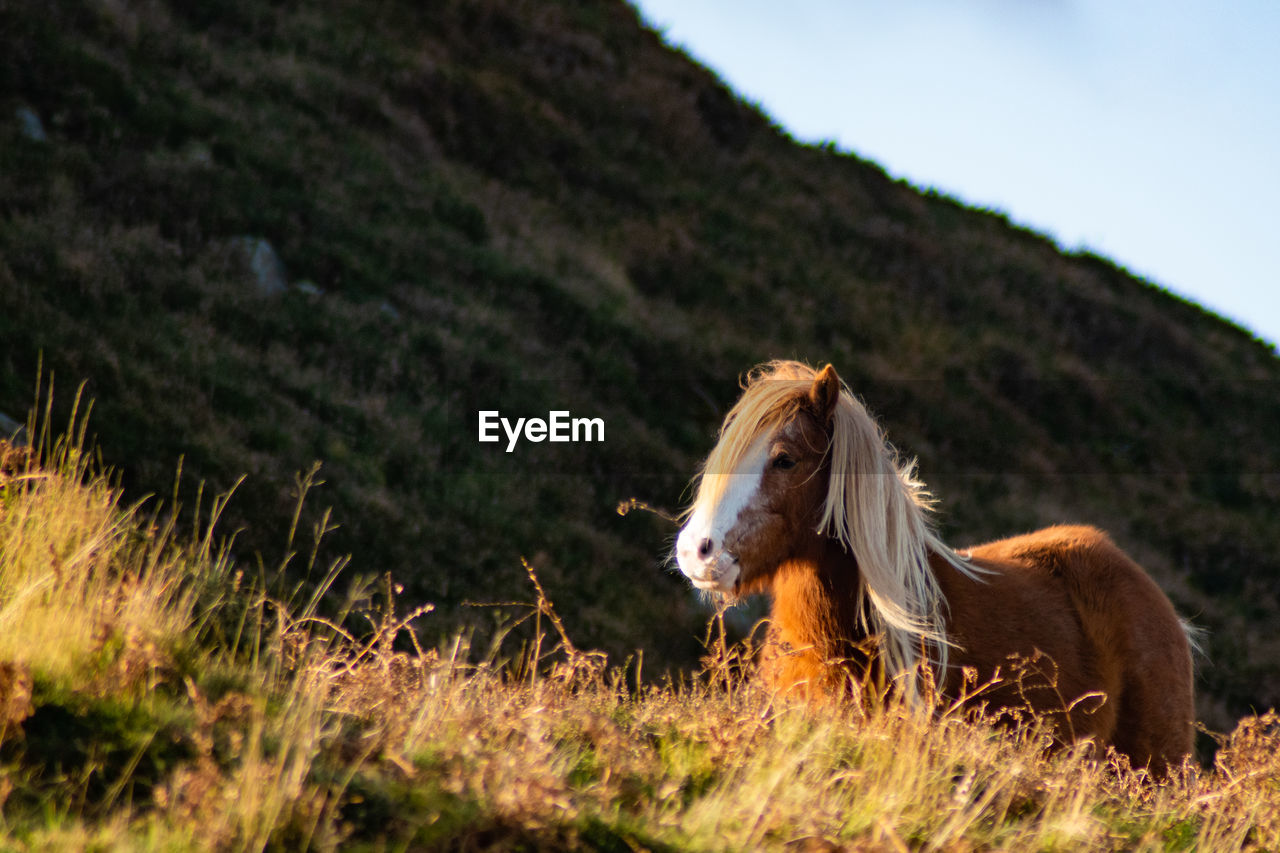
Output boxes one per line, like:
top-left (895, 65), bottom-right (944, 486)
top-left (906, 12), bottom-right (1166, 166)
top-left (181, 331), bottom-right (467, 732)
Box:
top-left (2, 0), bottom-right (1278, 727)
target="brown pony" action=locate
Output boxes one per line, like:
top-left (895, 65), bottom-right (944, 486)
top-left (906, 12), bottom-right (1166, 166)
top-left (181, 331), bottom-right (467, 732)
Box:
top-left (675, 360), bottom-right (1195, 774)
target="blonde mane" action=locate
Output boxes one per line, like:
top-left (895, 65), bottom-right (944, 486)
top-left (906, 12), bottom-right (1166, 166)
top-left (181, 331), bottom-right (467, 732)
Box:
top-left (688, 362), bottom-right (816, 518)
top-left (690, 360), bottom-right (982, 689)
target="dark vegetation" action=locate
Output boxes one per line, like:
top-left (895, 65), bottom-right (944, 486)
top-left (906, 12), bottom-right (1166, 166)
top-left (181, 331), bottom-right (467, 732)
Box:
top-left (2, 0), bottom-right (1278, 732)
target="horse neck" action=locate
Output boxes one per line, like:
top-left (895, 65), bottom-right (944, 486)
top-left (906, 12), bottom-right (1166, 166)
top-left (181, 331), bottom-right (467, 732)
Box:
top-left (769, 535), bottom-right (868, 656)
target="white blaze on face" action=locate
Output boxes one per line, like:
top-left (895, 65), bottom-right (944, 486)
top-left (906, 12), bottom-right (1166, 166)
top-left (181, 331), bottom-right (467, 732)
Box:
top-left (676, 435), bottom-right (771, 593)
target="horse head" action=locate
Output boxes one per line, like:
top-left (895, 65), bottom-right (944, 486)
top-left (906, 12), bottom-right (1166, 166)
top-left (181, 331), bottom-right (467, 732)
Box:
top-left (675, 363), bottom-right (841, 598)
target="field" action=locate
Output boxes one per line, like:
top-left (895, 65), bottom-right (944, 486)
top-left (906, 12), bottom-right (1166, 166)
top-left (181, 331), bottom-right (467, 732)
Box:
top-left (2, 421), bottom-right (1278, 851)
top-left (4, 1), bottom-right (1280, 846)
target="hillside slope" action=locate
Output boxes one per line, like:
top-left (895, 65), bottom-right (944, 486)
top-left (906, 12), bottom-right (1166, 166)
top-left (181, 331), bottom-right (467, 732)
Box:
top-left (2, 0), bottom-right (1278, 726)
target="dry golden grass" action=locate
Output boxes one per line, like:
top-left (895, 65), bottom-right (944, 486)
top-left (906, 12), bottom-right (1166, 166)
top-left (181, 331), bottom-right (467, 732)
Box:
top-left (1, 423), bottom-right (1279, 851)
top-left (0, 395), bottom-right (206, 690)
top-left (297, 617), bottom-right (1280, 852)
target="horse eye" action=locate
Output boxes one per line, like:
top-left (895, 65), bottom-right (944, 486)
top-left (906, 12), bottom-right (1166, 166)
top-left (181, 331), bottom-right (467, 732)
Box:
top-left (772, 453), bottom-right (796, 470)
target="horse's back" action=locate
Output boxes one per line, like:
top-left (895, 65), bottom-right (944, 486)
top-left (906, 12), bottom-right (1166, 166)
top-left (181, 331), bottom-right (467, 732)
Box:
top-left (946, 525), bottom-right (1194, 773)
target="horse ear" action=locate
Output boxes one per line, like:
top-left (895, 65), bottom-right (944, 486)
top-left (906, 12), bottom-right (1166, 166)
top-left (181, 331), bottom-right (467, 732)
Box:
top-left (807, 364), bottom-right (841, 425)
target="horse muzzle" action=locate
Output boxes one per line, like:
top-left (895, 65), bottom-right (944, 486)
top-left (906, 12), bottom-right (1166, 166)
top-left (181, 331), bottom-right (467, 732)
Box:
top-left (675, 529), bottom-right (740, 592)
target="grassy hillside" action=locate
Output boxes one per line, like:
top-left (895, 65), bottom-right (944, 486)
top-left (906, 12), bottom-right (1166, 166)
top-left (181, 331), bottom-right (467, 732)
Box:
top-left (2, 0), bottom-right (1279, 731)
top-left (1, 435), bottom-right (1278, 850)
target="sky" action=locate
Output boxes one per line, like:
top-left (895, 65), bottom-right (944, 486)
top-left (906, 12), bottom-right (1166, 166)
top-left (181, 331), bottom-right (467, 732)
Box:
top-left (631, 1), bottom-right (1280, 349)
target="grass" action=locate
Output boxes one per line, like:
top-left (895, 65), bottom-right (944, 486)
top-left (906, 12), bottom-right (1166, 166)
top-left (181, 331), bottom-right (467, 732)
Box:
top-left (1, 424), bottom-right (1279, 851)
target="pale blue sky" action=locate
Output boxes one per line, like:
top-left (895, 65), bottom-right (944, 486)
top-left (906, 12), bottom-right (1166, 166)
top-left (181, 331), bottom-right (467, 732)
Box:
top-left (632, 1), bottom-right (1280, 349)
